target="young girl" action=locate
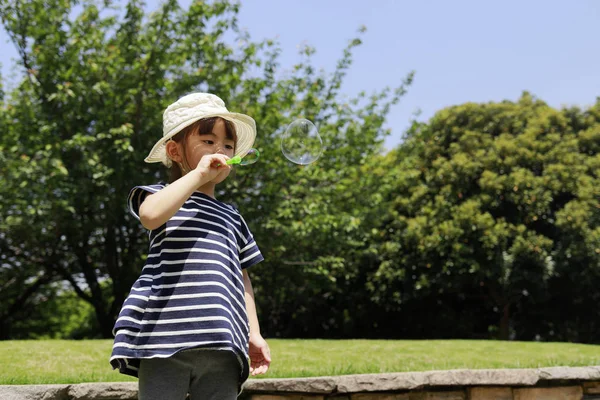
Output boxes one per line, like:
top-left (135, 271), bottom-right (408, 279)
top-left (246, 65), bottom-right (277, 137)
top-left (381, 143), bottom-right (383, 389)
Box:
top-left (110, 93), bottom-right (271, 400)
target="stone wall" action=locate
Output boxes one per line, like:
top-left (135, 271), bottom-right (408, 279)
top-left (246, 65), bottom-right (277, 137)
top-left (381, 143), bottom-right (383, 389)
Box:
top-left (1, 367), bottom-right (599, 400)
top-left (241, 367), bottom-right (600, 400)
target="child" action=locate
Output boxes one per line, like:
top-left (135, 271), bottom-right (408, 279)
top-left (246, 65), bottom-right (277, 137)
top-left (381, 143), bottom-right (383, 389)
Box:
top-left (110, 93), bottom-right (271, 400)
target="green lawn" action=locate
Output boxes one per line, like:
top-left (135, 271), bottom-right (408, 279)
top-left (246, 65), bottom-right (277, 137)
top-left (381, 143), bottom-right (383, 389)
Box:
top-left (1, 339), bottom-right (600, 384)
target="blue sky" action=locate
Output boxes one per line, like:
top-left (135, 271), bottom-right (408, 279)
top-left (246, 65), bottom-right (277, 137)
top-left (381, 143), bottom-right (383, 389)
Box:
top-left (1, 0), bottom-right (599, 150)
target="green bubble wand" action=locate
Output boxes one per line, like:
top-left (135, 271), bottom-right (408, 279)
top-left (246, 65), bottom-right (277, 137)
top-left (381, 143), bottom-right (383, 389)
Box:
top-left (225, 148), bottom-right (260, 165)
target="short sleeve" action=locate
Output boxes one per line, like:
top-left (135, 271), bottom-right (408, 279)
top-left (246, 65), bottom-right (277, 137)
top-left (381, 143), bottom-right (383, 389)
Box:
top-left (238, 215), bottom-right (264, 269)
top-left (127, 184), bottom-right (165, 221)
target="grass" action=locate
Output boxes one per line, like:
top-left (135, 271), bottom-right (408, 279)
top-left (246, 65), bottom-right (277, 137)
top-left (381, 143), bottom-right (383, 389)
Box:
top-left (1, 339), bottom-right (600, 384)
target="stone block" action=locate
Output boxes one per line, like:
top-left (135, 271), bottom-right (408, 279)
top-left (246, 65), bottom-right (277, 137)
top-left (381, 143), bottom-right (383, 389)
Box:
top-left (468, 387), bottom-right (513, 400)
top-left (538, 366), bottom-right (600, 381)
top-left (408, 391), bottom-right (465, 400)
top-left (336, 373), bottom-right (427, 393)
top-left (583, 381), bottom-right (600, 394)
top-left (513, 386), bottom-right (583, 400)
top-left (351, 393), bottom-right (409, 400)
top-left (249, 395), bottom-right (325, 400)
top-left (425, 369), bottom-right (538, 387)
top-left (0, 385), bottom-right (69, 400)
top-left (68, 382), bottom-right (139, 400)
top-left (244, 377), bottom-right (336, 394)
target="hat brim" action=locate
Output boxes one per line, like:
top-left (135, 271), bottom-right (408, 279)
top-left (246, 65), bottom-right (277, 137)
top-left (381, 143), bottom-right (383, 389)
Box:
top-left (144, 112), bottom-right (257, 165)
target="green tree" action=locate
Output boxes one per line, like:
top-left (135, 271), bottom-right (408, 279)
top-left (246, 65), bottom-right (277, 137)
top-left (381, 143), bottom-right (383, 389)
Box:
top-left (1, 0), bottom-right (264, 337)
top-left (367, 93), bottom-right (600, 341)
top-left (0, 0), bottom-right (413, 338)
top-left (226, 40), bottom-right (413, 336)
top-left (7, 285), bottom-right (99, 340)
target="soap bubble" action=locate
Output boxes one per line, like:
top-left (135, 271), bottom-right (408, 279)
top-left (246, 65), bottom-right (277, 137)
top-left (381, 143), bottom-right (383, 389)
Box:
top-left (281, 118), bottom-right (323, 165)
top-left (240, 148), bottom-right (260, 165)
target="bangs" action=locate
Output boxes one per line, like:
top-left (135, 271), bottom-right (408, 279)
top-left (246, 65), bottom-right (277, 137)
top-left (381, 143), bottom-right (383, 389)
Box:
top-left (191, 117), bottom-right (237, 143)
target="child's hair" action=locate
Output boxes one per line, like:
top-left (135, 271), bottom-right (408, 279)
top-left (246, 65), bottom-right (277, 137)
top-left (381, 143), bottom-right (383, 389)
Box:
top-left (168, 117), bottom-right (238, 183)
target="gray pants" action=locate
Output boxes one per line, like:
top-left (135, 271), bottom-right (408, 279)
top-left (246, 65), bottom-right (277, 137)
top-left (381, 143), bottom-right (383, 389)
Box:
top-left (138, 349), bottom-right (241, 400)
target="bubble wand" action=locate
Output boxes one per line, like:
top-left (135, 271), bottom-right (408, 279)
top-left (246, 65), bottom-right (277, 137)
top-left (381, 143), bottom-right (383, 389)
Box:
top-left (225, 148), bottom-right (260, 166)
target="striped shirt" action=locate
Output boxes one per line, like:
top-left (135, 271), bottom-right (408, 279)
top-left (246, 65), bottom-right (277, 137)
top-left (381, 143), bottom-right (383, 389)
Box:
top-left (110, 183), bottom-right (263, 384)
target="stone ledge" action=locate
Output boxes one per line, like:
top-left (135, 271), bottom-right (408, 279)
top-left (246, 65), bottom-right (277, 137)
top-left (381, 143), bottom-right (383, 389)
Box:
top-left (0, 382), bottom-right (137, 400)
top-left (243, 366), bottom-right (600, 393)
top-left (0, 366), bottom-right (599, 399)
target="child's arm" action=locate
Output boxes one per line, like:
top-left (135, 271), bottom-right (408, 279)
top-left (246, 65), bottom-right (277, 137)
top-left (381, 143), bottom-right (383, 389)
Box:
top-left (138, 154), bottom-right (230, 230)
top-left (243, 269), bottom-right (271, 375)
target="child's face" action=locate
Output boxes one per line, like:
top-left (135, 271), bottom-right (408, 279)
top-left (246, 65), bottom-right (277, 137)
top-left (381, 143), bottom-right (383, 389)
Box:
top-left (186, 118), bottom-right (235, 183)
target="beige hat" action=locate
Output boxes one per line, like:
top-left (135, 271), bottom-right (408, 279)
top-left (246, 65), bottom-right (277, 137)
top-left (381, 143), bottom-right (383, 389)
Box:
top-left (145, 92), bottom-right (257, 165)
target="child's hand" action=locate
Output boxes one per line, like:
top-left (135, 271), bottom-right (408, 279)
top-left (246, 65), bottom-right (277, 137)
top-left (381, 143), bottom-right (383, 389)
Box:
top-left (193, 154), bottom-right (231, 184)
top-left (248, 335), bottom-right (271, 376)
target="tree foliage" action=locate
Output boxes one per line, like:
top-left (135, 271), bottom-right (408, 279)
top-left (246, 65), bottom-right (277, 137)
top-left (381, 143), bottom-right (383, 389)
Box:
top-left (0, 0), bottom-right (412, 338)
top-left (367, 94), bottom-right (600, 341)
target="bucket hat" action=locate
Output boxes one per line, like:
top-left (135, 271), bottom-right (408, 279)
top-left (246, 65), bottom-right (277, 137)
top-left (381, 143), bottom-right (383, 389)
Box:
top-left (145, 93), bottom-right (257, 165)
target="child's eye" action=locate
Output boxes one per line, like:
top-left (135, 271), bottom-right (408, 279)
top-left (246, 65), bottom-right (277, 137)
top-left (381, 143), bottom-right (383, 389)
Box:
top-left (225, 145), bottom-right (234, 150)
top-left (203, 140), bottom-right (214, 145)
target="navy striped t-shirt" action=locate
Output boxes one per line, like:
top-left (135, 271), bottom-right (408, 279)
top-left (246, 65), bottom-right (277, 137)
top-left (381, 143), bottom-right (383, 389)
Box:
top-left (110, 183), bottom-right (263, 383)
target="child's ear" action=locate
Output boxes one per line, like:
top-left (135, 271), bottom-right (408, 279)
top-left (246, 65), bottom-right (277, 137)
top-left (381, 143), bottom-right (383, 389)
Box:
top-left (166, 140), bottom-right (183, 163)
